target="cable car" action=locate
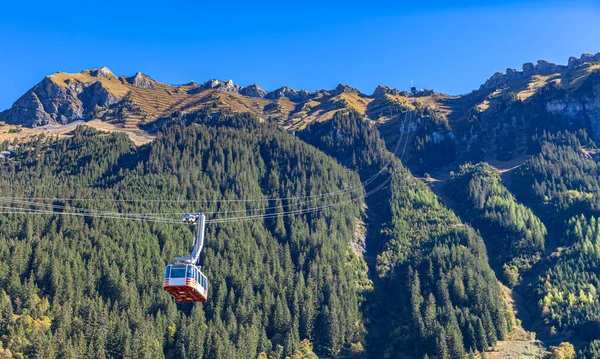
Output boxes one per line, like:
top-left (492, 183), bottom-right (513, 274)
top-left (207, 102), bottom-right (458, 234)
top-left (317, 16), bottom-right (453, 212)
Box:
top-left (163, 213), bottom-right (209, 303)
top-left (163, 264), bottom-right (208, 302)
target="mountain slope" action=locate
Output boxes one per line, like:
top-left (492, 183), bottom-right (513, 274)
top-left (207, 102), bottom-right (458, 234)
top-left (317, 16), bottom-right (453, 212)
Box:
top-left (0, 113), bottom-right (367, 358)
top-left (299, 112), bottom-right (513, 358)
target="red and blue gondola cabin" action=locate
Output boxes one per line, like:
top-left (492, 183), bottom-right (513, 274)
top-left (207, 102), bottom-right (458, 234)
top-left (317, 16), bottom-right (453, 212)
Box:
top-left (163, 264), bottom-right (208, 303)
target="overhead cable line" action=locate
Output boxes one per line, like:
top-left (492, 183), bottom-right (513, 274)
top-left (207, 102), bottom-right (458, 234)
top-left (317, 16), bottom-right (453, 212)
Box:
top-left (2, 112), bottom-right (411, 206)
top-left (0, 112), bottom-right (413, 224)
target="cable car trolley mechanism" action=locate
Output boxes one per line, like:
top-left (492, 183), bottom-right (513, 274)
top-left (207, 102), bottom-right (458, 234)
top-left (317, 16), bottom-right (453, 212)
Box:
top-left (163, 213), bottom-right (209, 303)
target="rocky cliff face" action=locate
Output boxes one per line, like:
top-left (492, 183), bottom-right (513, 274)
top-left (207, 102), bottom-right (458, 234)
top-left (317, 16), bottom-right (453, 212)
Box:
top-left (545, 73), bottom-right (600, 140)
top-left (373, 85), bottom-right (402, 98)
top-left (3, 77), bottom-right (85, 126)
top-left (125, 72), bottom-right (156, 89)
top-left (265, 86), bottom-right (311, 101)
top-left (480, 53), bottom-right (600, 91)
top-left (1, 68), bottom-right (123, 126)
top-left (240, 84), bottom-right (267, 98)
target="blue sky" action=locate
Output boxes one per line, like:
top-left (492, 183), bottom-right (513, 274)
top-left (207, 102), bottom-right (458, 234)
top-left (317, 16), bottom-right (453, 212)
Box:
top-left (0, 0), bottom-right (599, 110)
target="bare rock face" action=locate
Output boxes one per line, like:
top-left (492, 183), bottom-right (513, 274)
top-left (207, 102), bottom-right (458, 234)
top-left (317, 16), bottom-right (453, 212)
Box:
top-left (535, 60), bottom-right (563, 75)
top-left (265, 86), bottom-right (296, 100)
top-left (373, 85), bottom-right (400, 98)
top-left (481, 72), bottom-right (507, 90)
top-left (79, 81), bottom-right (119, 111)
top-left (333, 84), bottom-right (360, 95)
top-left (90, 66), bottom-right (116, 79)
top-left (240, 84), bottom-right (267, 98)
top-left (297, 89), bottom-right (312, 101)
top-left (545, 74), bottom-right (600, 141)
top-left (522, 62), bottom-right (535, 76)
top-left (265, 86), bottom-right (311, 101)
top-left (219, 80), bottom-right (241, 93)
top-left (2, 77), bottom-right (85, 126)
top-left (200, 79), bottom-right (241, 93)
top-left (1, 91), bottom-right (53, 126)
top-left (411, 88), bottom-right (434, 97)
top-left (480, 54), bottom-right (599, 91)
top-left (127, 72), bottom-right (156, 89)
top-left (2, 69), bottom-right (125, 127)
top-left (506, 68), bottom-right (524, 80)
top-left (568, 53), bottom-right (600, 69)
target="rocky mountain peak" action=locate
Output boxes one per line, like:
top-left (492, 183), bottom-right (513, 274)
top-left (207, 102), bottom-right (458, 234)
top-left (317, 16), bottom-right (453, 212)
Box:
top-left (89, 66), bottom-right (115, 79)
top-left (568, 53), bottom-right (600, 69)
top-left (201, 79), bottom-right (241, 93)
top-left (126, 72), bottom-right (156, 89)
top-left (373, 85), bottom-right (401, 98)
top-left (480, 53), bottom-right (600, 91)
top-left (334, 84), bottom-right (361, 95)
top-left (265, 86), bottom-right (305, 101)
top-left (240, 84), bottom-right (267, 98)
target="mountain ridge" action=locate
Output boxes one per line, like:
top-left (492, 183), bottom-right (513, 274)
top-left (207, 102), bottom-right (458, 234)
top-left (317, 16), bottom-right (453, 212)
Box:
top-left (3, 52), bottom-right (595, 130)
top-left (1, 52), bottom-right (600, 173)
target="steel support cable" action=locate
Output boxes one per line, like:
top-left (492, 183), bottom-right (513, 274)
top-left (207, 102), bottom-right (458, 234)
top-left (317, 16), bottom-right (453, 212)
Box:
top-left (0, 114), bottom-right (412, 224)
top-left (0, 155), bottom-right (402, 225)
top-left (2, 113), bottom-right (411, 206)
top-left (204, 127), bottom-right (411, 224)
top-left (0, 205), bottom-right (181, 224)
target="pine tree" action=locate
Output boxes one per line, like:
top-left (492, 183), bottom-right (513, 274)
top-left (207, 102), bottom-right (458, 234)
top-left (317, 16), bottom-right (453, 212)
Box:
top-left (475, 318), bottom-right (488, 352)
top-left (410, 268), bottom-right (426, 339)
top-left (435, 326), bottom-right (449, 359)
top-left (468, 349), bottom-right (475, 359)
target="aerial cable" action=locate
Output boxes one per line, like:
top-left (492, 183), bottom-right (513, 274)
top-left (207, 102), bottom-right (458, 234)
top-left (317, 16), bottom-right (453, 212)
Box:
top-left (0, 112), bottom-right (413, 224)
top-left (0, 161), bottom-right (403, 225)
top-left (0, 198), bottom-right (180, 222)
top-left (2, 111), bottom-right (410, 206)
top-left (0, 155), bottom-right (403, 226)
top-left (193, 116), bottom-right (412, 224)
top-left (204, 112), bottom-right (413, 223)
top-left (204, 163), bottom-right (406, 224)
top-left (0, 205), bottom-right (181, 224)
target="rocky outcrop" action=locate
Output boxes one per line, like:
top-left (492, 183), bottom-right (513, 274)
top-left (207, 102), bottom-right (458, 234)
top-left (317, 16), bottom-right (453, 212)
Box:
top-left (126, 72), bottom-right (156, 89)
top-left (201, 79), bottom-right (241, 93)
top-left (89, 66), bottom-right (116, 79)
top-left (265, 86), bottom-right (311, 101)
top-left (373, 85), bottom-right (401, 98)
top-left (79, 81), bottom-right (119, 111)
top-left (535, 60), bottom-right (563, 75)
top-left (1, 91), bottom-right (53, 126)
top-left (2, 68), bottom-right (127, 127)
top-left (480, 54), bottom-right (600, 91)
top-left (333, 84), bottom-right (360, 96)
top-left (568, 53), bottom-right (600, 69)
top-left (240, 84), bottom-right (267, 98)
top-left (2, 77), bottom-right (85, 126)
top-left (545, 74), bottom-right (600, 141)
top-left (411, 88), bottom-right (435, 97)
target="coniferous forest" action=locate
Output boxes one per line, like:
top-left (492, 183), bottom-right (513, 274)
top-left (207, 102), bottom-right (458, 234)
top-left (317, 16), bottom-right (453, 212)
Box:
top-left (0, 114), bottom-right (366, 358)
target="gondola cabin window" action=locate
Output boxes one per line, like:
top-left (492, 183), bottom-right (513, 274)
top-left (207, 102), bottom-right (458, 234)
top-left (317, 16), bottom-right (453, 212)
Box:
top-left (170, 266), bottom-right (186, 278)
